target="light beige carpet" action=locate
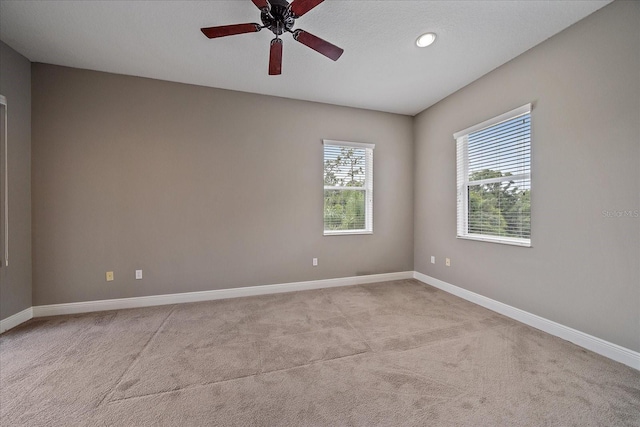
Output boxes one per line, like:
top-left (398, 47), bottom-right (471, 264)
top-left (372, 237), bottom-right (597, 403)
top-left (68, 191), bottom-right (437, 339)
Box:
top-left (1, 279), bottom-right (639, 426)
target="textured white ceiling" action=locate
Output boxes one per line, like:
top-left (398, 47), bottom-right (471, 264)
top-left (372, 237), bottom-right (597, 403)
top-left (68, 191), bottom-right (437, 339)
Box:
top-left (0, 0), bottom-right (610, 115)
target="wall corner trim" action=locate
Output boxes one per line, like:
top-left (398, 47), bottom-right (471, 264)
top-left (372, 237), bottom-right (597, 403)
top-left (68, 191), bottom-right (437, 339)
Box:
top-left (413, 271), bottom-right (640, 371)
top-left (0, 307), bottom-right (33, 333)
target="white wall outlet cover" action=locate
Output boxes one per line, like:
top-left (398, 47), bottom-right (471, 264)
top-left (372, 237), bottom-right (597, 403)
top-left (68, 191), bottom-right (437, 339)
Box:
top-left (135, 270), bottom-right (142, 280)
top-left (312, 258), bottom-right (318, 266)
top-left (430, 256), bottom-right (435, 264)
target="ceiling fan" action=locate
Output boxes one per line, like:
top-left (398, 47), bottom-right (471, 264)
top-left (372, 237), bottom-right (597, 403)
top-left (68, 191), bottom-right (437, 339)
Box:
top-left (201, 0), bottom-right (344, 75)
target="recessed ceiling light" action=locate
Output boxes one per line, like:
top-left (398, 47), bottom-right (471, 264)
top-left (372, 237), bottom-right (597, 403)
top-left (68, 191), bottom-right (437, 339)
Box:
top-left (416, 32), bottom-right (437, 48)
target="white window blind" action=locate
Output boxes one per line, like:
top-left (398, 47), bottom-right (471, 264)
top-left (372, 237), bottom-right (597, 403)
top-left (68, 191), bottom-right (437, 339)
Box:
top-left (455, 104), bottom-right (531, 246)
top-left (323, 140), bottom-right (374, 235)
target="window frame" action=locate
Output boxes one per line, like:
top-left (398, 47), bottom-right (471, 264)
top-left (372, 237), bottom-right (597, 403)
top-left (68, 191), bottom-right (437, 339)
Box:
top-left (0, 95), bottom-right (6, 267)
top-left (322, 139), bottom-right (374, 236)
top-left (454, 104), bottom-right (532, 247)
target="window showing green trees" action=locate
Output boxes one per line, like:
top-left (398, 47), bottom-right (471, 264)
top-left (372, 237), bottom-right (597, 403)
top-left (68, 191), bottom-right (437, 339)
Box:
top-left (323, 142), bottom-right (373, 234)
top-left (455, 105), bottom-right (531, 246)
top-left (324, 189), bottom-right (366, 230)
top-left (468, 169), bottom-right (530, 239)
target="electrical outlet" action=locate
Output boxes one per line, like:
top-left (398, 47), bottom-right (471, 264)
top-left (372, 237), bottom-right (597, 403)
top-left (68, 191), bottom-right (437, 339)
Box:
top-left (312, 258), bottom-right (318, 267)
top-left (135, 270), bottom-right (142, 280)
top-left (106, 271), bottom-right (114, 281)
top-left (430, 256), bottom-right (435, 264)
top-left (445, 258), bottom-right (451, 267)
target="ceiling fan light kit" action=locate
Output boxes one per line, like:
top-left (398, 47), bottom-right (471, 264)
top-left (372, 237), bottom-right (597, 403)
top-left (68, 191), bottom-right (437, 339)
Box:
top-left (201, 0), bottom-right (343, 75)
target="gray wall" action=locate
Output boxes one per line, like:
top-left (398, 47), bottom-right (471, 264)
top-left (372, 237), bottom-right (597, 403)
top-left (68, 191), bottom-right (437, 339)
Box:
top-left (31, 64), bottom-right (414, 305)
top-left (414, 0), bottom-right (640, 352)
top-left (0, 42), bottom-right (32, 319)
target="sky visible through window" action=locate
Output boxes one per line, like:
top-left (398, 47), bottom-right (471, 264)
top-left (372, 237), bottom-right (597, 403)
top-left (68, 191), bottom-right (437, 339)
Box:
top-left (323, 146), bottom-right (366, 187)
top-left (468, 114), bottom-right (531, 188)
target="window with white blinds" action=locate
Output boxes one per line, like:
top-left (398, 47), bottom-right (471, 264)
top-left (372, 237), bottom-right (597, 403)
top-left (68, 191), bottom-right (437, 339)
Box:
top-left (323, 140), bottom-right (374, 235)
top-left (454, 104), bottom-right (531, 246)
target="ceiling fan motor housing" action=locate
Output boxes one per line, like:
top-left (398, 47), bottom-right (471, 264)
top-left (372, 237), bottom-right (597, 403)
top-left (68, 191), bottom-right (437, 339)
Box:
top-left (261, 0), bottom-right (295, 35)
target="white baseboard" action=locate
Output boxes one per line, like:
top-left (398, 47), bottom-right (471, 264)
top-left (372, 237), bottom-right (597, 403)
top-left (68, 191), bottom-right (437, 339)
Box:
top-left (413, 271), bottom-right (640, 371)
top-left (0, 307), bottom-right (33, 333)
top-left (6, 270), bottom-right (639, 371)
top-left (32, 271), bottom-right (414, 318)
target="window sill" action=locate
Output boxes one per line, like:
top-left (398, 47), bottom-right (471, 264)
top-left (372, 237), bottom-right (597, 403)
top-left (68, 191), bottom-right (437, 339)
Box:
top-left (457, 234), bottom-right (531, 247)
top-left (324, 230), bottom-right (373, 236)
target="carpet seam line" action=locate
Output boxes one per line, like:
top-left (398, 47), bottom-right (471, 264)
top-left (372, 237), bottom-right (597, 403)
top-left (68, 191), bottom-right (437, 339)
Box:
top-left (98, 305), bottom-right (177, 407)
top-left (321, 287), bottom-right (376, 354)
top-left (368, 317), bottom-right (515, 352)
top-left (108, 350), bottom-right (377, 404)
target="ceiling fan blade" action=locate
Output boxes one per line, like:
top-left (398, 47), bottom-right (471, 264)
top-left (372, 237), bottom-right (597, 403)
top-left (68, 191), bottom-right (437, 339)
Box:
top-left (201, 23), bottom-right (261, 39)
top-left (290, 0), bottom-right (323, 17)
top-left (269, 39), bottom-right (283, 75)
top-left (293, 29), bottom-right (343, 61)
top-left (251, 0), bottom-right (269, 10)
